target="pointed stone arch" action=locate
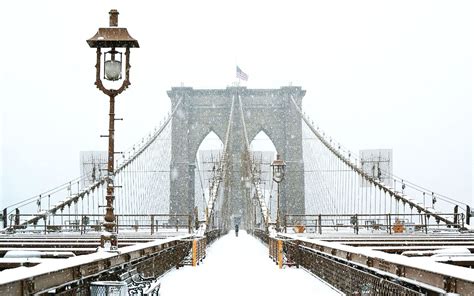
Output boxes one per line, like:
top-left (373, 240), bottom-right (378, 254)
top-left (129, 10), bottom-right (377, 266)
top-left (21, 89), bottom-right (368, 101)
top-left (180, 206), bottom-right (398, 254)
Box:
top-left (249, 129), bottom-right (282, 155)
top-left (191, 129), bottom-right (224, 162)
top-left (194, 130), bottom-right (224, 221)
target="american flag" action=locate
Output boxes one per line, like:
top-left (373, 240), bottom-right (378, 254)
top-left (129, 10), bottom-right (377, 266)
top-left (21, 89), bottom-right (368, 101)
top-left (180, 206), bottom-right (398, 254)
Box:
top-left (236, 66), bottom-right (248, 81)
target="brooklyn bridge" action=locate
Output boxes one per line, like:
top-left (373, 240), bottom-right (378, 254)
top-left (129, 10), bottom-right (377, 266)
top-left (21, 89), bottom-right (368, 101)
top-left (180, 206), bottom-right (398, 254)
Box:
top-left (1, 6), bottom-right (473, 296)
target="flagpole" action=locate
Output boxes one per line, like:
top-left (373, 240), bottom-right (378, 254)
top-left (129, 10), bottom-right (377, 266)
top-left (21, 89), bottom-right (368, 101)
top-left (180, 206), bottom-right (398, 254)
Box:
top-left (236, 64), bottom-right (240, 86)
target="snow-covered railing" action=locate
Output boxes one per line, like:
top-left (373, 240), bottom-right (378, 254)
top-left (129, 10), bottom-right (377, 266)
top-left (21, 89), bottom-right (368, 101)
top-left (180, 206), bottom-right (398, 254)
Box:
top-left (0, 235), bottom-right (191, 295)
top-left (282, 234), bottom-right (474, 295)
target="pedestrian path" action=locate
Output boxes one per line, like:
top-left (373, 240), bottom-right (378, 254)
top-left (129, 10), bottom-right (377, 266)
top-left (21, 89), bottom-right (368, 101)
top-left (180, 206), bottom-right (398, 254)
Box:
top-left (159, 231), bottom-right (341, 295)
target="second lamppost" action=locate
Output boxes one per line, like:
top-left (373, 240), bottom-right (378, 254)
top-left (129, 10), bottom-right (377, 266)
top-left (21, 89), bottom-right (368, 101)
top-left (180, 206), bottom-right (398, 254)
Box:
top-left (271, 154), bottom-right (286, 232)
top-left (87, 10), bottom-right (139, 250)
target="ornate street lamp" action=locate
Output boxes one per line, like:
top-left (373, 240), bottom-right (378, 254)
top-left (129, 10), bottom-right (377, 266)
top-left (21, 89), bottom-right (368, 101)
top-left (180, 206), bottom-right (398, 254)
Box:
top-left (271, 154), bottom-right (286, 232)
top-left (87, 10), bottom-right (139, 250)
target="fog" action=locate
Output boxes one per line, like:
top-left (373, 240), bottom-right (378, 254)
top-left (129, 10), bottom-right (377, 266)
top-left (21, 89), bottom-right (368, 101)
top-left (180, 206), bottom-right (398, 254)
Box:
top-left (0, 0), bottom-right (472, 209)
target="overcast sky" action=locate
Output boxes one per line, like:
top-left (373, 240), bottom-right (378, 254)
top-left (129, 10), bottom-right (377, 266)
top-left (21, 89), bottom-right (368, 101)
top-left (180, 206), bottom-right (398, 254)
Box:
top-left (0, 0), bottom-right (472, 209)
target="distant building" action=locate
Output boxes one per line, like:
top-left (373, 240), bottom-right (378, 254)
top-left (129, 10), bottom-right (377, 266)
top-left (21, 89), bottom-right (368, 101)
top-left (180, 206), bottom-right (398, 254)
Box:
top-left (80, 151), bottom-right (107, 189)
top-left (359, 149), bottom-right (393, 188)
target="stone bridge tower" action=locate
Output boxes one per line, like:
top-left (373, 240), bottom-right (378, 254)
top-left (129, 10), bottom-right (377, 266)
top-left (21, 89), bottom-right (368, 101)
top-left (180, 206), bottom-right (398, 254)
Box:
top-left (167, 86), bottom-right (306, 226)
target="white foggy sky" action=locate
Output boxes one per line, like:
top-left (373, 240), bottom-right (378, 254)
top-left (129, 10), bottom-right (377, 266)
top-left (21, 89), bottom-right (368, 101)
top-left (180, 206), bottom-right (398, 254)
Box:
top-left (0, 1), bottom-right (472, 208)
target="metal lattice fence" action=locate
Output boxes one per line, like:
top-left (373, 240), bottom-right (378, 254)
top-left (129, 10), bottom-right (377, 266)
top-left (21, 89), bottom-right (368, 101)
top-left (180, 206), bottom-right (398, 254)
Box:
top-left (90, 281), bottom-right (128, 296)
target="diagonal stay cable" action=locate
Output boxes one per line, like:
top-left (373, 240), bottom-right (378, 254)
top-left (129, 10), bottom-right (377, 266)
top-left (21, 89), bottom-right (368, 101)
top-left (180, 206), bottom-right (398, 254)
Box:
top-left (115, 96), bottom-right (184, 174)
top-left (204, 95), bottom-right (235, 233)
top-left (5, 96), bottom-right (183, 230)
top-left (289, 95), bottom-right (457, 225)
top-left (237, 93), bottom-right (271, 230)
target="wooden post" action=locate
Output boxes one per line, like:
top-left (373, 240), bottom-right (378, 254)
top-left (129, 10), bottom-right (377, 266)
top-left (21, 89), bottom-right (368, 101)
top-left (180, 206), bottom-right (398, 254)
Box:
top-left (278, 240), bottom-right (283, 269)
top-left (192, 240), bottom-right (197, 267)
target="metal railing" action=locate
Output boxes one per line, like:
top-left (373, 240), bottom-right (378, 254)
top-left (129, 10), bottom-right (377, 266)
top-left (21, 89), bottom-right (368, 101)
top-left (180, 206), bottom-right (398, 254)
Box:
top-left (6, 213), bottom-right (192, 235)
top-left (206, 229), bottom-right (222, 245)
top-left (0, 237), bottom-right (191, 295)
top-left (284, 212), bottom-right (465, 235)
top-left (258, 233), bottom-right (474, 295)
top-left (297, 244), bottom-right (425, 295)
top-left (253, 229), bottom-right (268, 244)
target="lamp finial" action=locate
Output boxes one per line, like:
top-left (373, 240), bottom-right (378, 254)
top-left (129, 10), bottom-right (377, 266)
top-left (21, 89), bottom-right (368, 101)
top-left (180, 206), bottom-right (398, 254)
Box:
top-left (109, 9), bottom-right (119, 27)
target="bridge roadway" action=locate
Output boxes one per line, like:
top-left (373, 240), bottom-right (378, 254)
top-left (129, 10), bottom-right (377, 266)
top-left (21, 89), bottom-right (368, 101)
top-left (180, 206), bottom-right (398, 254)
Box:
top-left (159, 231), bottom-right (340, 295)
top-left (0, 229), bottom-right (474, 295)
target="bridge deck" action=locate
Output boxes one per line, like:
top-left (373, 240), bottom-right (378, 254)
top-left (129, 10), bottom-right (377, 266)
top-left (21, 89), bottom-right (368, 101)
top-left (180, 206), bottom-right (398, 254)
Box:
top-left (159, 231), bottom-right (341, 295)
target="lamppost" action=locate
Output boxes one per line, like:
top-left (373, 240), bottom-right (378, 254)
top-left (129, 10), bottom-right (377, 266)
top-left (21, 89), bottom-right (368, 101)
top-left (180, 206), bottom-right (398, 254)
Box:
top-left (271, 154), bottom-right (286, 232)
top-left (87, 10), bottom-right (139, 250)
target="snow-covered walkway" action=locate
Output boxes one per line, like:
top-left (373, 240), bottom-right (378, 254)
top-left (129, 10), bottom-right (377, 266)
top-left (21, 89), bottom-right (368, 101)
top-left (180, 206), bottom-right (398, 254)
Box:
top-left (159, 231), bottom-right (341, 295)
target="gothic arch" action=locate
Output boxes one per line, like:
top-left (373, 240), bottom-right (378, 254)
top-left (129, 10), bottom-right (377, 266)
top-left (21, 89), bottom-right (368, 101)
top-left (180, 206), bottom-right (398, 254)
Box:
top-left (191, 129), bottom-right (225, 162)
top-left (249, 128), bottom-right (283, 155)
